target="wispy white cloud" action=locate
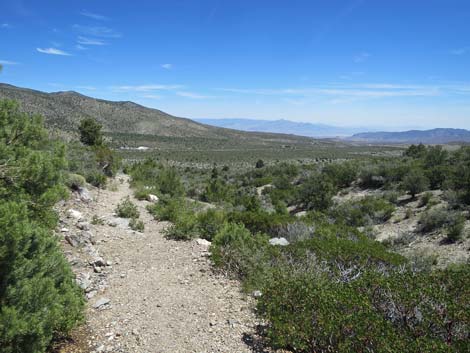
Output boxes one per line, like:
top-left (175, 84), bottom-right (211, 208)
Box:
top-left (353, 52), bottom-right (371, 63)
top-left (36, 47), bottom-right (72, 56)
top-left (161, 63), bottom-right (173, 70)
top-left (0, 60), bottom-right (19, 65)
top-left (451, 47), bottom-right (469, 55)
top-left (1, 23), bottom-right (10, 28)
top-left (75, 44), bottom-right (88, 50)
top-left (112, 84), bottom-right (184, 92)
top-left (176, 91), bottom-right (213, 99)
top-left (73, 25), bottom-right (121, 38)
top-left (77, 36), bottom-right (107, 46)
top-left (218, 82), bottom-right (457, 102)
top-left (80, 11), bottom-right (108, 21)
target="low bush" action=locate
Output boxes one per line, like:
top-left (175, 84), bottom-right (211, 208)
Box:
top-left (115, 197), bottom-right (140, 219)
top-left (258, 265), bottom-right (470, 353)
top-left (446, 214), bottom-right (466, 243)
top-left (332, 196), bottom-right (395, 227)
top-left (196, 208), bottom-right (227, 241)
top-left (211, 223), bottom-right (271, 286)
top-left (65, 173), bottom-right (86, 190)
top-left (418, 207), bottom-right (450, 233)
top-left (129, 217), bottom-right (145, 232)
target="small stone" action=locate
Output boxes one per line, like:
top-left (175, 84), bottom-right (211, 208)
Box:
top-left (60, 227), bottom-right (69, 233)
top-left (196, 238), bottom-right (211, 247)
top-left (67, 209), bottom-right (83, 220)
top-left (252, 290), bottom-right (263, 298)
top-left (77, 221), bottom-right (91, 231)
top-left (93, 297), bottom-right (110, 309)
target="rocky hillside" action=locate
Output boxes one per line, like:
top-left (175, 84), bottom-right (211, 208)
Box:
top-left (0, 83), bottom-right (317, 145)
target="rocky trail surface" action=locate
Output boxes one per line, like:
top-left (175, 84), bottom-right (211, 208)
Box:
top-left (57, 176), bottom-right (262, 353)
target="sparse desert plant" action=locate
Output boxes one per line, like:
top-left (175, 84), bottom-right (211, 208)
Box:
top-left (91, 214), bottom-right (105, 225)
top-left (115, 196), bottom-right (140, 219)
top-left (419, 191), bottom-right (433, 207)
top-left (129, 217), bottom-right (145, 232)
top-left (446, 214), bottom-right (466, 243)
top-left (418, 207), bottom-right (449, 233)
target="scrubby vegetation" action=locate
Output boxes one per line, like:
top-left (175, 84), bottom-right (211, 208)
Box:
top-left (0, 100), bottom-right (84, 352)
top-left (125, 143), bottom-right (470, 352)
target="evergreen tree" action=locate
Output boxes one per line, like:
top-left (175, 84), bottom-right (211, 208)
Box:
top-left (0, 100), bottom-right (84, 352)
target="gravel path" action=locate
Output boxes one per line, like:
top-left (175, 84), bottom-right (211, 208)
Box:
top-left (59, 176), bottom-right (260, 353)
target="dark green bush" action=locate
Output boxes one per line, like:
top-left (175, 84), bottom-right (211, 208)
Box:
top-left (78, 117), bottom-right (103, 146)
top-left (0, 100), bottom-right (84, 352)
top-left (298, 173), bottom-right (335, 211)
top-left (258, 265), bottom-right (469, 353)
top-left (196, 208), bottom-right (227, 241)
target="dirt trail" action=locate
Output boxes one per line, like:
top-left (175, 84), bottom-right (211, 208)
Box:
top-left (59, 175), bottom-right (259, 353)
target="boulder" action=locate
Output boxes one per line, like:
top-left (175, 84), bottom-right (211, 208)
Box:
top-left (269, 237), bottom-right (290, 246)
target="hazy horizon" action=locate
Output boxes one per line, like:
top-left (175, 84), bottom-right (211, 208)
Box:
top-left (1, 0), bottom-right (470, 129)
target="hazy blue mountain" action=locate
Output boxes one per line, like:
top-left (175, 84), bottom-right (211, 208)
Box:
top-left (349, 129), bottom-right (470, 144)
top-left (194, 118), bottom-right (372, 137)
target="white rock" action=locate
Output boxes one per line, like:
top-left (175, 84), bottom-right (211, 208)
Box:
top-left (196, 238), bottom-right (211, 247)
top-left (78, 187), bottom-right (93, 202)
top-left (252, 290), bottom-right (263, 298)
top-left (93, 297), bottom-right (110, 309)
top-left (67, 209), bottom-right (83, 220)
top-left (269, 237), bottom-right (290, 246)
top-left (147, 194), bottom-right (159, 203)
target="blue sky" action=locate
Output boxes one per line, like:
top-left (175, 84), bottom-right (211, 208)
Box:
top-left (1, 0), bottom-right (470, 129)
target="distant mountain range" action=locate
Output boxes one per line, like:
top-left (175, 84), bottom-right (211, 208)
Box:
top-left (194, 118), bottom-right (371, 137)
top-left (197, 118), bottom-right (470, 144)
top-left (348, 129), bottom-right (470, 144)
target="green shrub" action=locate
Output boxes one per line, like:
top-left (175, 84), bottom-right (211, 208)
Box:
top-left (196, 208), bottom-right (227, 241)
top-left (164, 211), bottom-right (198, 240)
top-left (78, 117), bottom-right (103, 146)
top-left (115, 197), bottom-right (140, 219)
top-left (129, 217), bottom-right (145, 232)
top-left (419, 191), bottom-right (433, 207)
top-left (65, 173), bottom-right (86, 189)
top-left (211, 223), bottom-right (270, 286)
top-left (402, 169), bottom-right (430, 198)
top-left (86, 171), bottom-right (107, 188)
top-left (298, 174), bottom-right (335, 211)
top-left (0, 100), bottom-right (84, 352)
top-left (446, 214), bottom-right (466, 243)
top-left (258, 265), bottom-right (470, 353)
top-left (333, 196), bottom-right (395, 227)
top-left (418, 208), bottom-right (449, 233)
